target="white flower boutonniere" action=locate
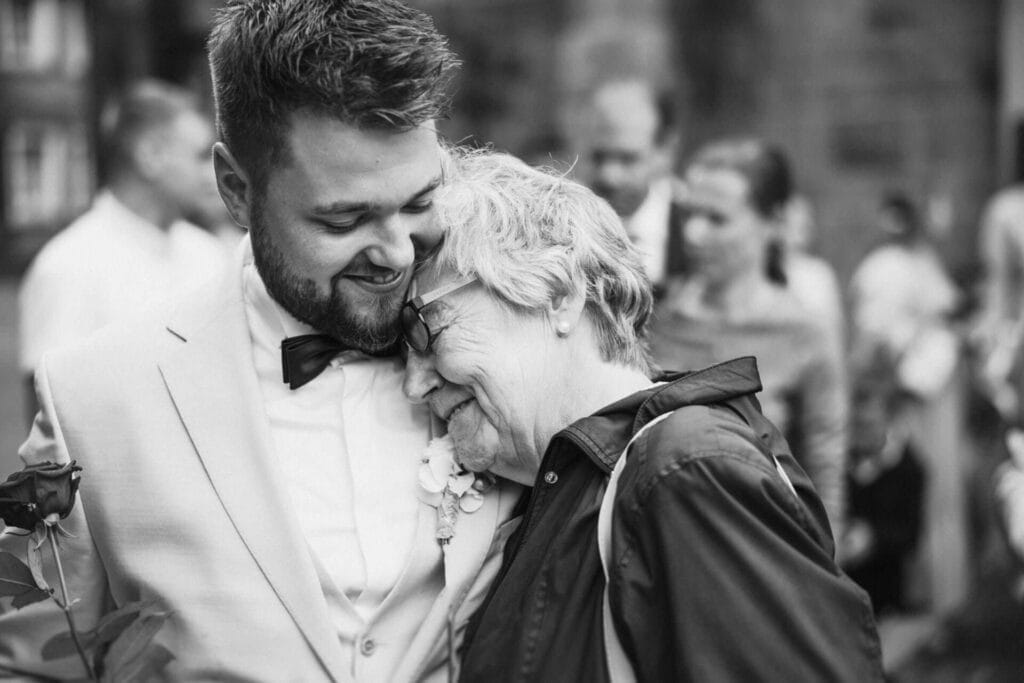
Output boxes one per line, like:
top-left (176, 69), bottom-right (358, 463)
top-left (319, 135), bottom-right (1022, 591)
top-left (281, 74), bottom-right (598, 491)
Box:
top-left (418, 435), bottom-right (495, 544)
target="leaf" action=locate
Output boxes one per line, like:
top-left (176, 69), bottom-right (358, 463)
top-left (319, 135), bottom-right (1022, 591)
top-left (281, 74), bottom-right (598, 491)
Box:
top-left (10, 585), bottom-right (51, 608)
top-left (104, 611), bottom-right (172, 681)
top-left (93, 601), bottom-right (155, 648)
top-left (0, 551), bottom-right (38, 594)
top-left (41, 601), bottom-right (166, 663)
top-left (41, 629), bottom-right (97, 661)
top-left (0, 551), bottom-right (50, 608)
top-left (101, 643), bottom-right (173, 683)
top-left (26, 534), bottom-right (52, 595)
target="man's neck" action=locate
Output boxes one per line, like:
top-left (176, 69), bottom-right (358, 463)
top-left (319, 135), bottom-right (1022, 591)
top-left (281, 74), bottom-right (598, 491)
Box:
top-left (109, 180), bottom-right (178, 231)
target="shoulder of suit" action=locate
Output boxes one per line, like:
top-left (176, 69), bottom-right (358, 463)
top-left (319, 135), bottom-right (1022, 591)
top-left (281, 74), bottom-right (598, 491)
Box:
top-left (41, 285), bottom-right (219, 381)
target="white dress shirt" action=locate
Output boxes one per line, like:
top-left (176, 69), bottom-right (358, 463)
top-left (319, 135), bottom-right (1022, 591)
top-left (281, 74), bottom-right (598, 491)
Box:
top-left (242, 257), bottom-right (441, 670)
top-left (18, 191), bottom-right (226, 373)
top-left (625, 176), bottom-right (673, 286)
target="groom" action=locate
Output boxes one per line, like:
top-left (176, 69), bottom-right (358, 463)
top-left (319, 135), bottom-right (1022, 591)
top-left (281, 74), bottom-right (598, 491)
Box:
top-left (0, 1), bottom-right (521, 681)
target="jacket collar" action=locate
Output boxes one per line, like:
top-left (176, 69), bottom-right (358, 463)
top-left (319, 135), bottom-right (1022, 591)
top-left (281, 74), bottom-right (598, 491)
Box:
top-left (558, 356), bottom-right (763, 473)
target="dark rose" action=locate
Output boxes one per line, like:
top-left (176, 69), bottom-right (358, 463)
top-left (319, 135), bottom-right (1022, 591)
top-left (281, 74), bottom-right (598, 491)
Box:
top-left (0, 461), bottom-right (82, 531)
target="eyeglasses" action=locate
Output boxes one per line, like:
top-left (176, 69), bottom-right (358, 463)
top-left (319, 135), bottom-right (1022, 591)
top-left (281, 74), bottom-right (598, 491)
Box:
top-left (401, 276), bottom-right (478, 353)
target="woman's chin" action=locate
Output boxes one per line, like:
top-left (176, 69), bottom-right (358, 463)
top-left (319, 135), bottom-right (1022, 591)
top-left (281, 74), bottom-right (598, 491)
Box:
top-left (452, 443), bottom-right (497, 473)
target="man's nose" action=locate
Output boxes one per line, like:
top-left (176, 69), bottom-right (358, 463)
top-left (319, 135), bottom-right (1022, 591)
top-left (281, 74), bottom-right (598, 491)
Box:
top-left (595, 160), bottom-right (626, 188)
top-left (368, 213), bottom-right (440, 271)
top-left (403, 349), bottom-right (444, 404)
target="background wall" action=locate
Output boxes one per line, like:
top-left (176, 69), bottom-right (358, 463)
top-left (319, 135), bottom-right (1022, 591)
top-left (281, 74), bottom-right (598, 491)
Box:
top-left (0, 0), bottom-right (1016, 482)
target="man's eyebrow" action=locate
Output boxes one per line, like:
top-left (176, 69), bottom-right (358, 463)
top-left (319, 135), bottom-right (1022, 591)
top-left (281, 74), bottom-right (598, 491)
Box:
top-left (311, 175), bottom-right (442, 216)
top-left (410, 175), bottom-right (442, 201)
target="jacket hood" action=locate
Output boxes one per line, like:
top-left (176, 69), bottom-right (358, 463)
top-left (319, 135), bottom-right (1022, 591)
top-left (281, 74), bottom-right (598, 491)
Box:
top-left (558, 356), bottom-right (763, 472)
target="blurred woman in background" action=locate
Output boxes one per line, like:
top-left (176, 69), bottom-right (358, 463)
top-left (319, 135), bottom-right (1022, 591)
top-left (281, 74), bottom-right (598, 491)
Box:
top-left (649, 138), bottom-right (848, 531)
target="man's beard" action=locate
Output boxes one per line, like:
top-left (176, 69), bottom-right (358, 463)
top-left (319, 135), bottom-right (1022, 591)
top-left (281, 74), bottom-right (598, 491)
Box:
top-left (249, 204), bottom-right (402, 354)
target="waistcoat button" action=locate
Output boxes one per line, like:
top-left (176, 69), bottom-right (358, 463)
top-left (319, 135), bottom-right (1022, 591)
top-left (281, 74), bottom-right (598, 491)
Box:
top-left (544, 471), bottom-right (558, 485)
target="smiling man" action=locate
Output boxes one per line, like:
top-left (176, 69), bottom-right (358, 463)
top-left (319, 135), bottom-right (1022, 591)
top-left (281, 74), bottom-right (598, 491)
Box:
top-left (0, 1), bottom-right (522, 681)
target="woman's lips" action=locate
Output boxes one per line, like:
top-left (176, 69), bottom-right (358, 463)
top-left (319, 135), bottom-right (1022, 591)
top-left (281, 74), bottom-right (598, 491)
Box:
top-left (445, 398), bottom-right (474, 421)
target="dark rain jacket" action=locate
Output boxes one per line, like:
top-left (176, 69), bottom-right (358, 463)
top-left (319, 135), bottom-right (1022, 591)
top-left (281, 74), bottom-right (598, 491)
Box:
top-left (459, 357), bottom-right (884, 682)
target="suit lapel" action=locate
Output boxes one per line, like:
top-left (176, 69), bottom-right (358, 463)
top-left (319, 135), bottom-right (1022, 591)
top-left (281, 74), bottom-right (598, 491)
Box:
top-left (158, 246), bottom-right (346, 681)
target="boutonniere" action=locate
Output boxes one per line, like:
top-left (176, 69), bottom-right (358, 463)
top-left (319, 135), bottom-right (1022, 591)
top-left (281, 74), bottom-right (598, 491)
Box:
top-left (418, 436), bottom-right (496, 544)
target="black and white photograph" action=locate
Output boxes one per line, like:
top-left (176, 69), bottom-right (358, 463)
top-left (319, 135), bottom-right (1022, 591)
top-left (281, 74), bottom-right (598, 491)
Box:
top-left (1, 1), bottom-right (1023, 680)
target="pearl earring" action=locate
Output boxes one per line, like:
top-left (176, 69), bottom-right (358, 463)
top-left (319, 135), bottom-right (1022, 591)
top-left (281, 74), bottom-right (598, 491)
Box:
top-left (556, 321), bottom-right (571, 337)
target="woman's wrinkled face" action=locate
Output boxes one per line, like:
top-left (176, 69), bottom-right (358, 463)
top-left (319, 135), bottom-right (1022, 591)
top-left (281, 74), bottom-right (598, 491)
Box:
top-left (679, 166), bottom-right (768, 284)
top-left (402, 267), bottom-right (552, 486)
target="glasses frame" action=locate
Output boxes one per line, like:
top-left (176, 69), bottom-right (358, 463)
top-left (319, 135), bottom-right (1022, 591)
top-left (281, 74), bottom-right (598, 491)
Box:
top-left (401, 275), bottom-right (478, 353)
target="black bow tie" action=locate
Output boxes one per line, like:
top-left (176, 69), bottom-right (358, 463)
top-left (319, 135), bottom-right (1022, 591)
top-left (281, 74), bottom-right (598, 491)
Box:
top-left (280, 334), bottom-right (351, 390)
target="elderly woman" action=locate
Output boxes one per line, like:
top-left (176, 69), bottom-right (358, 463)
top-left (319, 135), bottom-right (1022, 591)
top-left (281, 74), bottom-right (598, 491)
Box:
top-left (403, 150), bottom-right (882, 682)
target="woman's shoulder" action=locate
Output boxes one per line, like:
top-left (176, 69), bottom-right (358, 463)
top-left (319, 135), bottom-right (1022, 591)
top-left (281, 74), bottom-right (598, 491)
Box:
top-left (620, 404), bottom-right (815, 526)
top-left (629, 403), bottom-right (776, 481)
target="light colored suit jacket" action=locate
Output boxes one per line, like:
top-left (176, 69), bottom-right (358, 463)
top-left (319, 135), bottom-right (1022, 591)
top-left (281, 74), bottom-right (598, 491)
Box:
top-left (0, 251), bottom-right (523, 682)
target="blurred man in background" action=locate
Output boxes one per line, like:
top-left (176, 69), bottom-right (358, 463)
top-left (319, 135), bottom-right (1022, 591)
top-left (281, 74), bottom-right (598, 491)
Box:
top-left (17, 78), bottom-right (225, 419)
top-left (579, 78), bottom-right (681, 295)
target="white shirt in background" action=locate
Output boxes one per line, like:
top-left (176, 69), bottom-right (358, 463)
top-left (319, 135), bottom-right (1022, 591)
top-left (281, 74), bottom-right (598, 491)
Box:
top-left (625, 177), bottom-right (673, 286)
top-left (18, 191), bottom-right (226, 373)
top-left (786, 251), bottom-right (846, 347)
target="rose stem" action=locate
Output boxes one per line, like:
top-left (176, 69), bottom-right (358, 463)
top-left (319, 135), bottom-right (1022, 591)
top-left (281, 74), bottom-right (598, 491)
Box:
top-left (48, 527), bottom-right (97, 681)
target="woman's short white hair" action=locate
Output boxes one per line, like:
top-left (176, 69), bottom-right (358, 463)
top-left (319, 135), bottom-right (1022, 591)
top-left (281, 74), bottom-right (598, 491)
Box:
top-left (431, 147), bottom-right (654, 373)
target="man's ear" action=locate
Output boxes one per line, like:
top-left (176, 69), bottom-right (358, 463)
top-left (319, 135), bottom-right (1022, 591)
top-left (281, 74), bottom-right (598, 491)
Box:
top-left (213, 142), bottom-right (253, 229)
top-left (547, 289), bottom-right (587, 338)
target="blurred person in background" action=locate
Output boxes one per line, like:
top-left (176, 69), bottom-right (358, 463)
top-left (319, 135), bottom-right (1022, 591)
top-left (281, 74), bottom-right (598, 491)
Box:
top-left (849, 191), bottom-right (968, 615)
top-left (849, 192), bottom-right (961, 403)
top-left (972, 183), bottom-right (1024, 424)
top-left (648, 138), bottom-right (848, 532)
top-left (579, 78), bottom-right (682, 296)
top-left (17, 78), bottom-right (226, 420)
top-left (781, 193), bottom-right (846, 348)
top-left (842, 348), bottom-right (926, 616)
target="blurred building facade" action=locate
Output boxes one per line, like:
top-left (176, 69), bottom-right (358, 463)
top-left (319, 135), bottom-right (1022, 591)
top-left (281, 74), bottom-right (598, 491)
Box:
top-left (2, 0), bottom-right (1020, 283)
top-left (427, 0), bottom-right (1008, 291)
top-left (2, 0), bottom-right (1024, 472)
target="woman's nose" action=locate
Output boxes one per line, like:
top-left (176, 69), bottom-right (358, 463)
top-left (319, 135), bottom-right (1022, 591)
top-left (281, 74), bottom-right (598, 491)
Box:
top-left (403, 349), bottom-right (444, 403)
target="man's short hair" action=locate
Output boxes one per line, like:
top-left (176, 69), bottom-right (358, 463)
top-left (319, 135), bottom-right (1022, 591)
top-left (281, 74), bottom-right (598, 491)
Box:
top-left (100, 79), bottom-right (199, 182)
top-left (207, 0), bottom-right (459, 189)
